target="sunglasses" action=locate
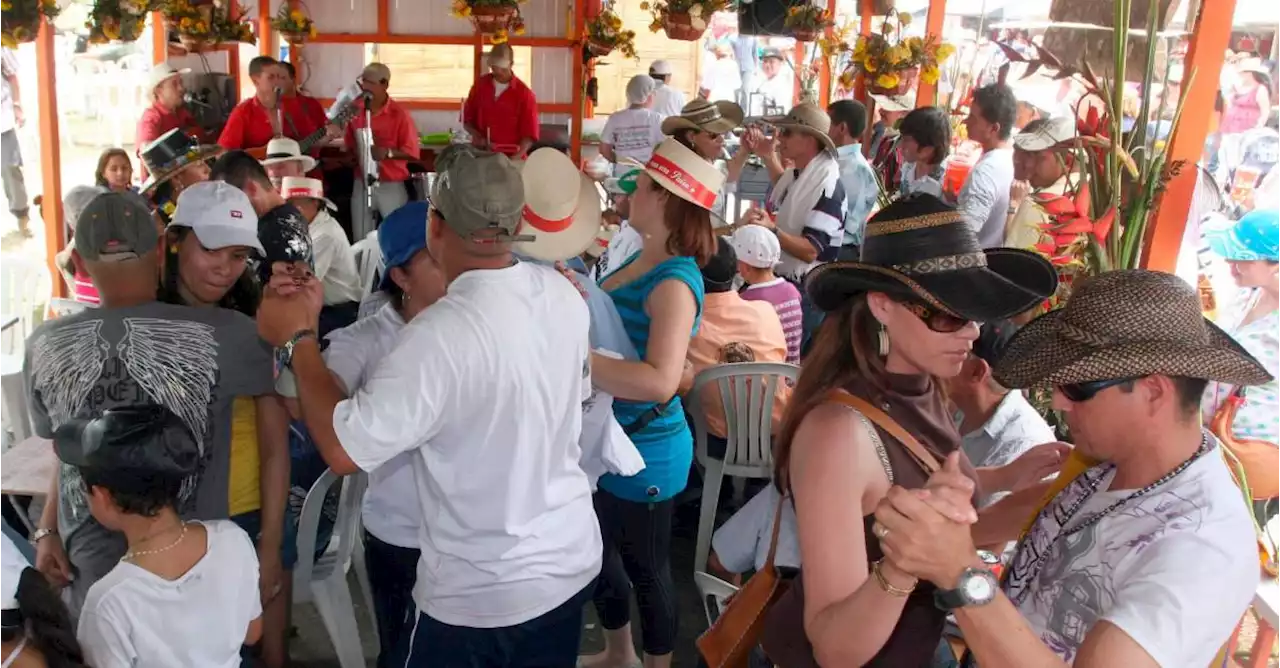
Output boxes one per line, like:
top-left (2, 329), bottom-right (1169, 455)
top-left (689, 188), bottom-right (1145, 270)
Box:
top-left (897, 300), bottom-right (975, 334)
top-left (1057, 377), bottom-right (1138, 403)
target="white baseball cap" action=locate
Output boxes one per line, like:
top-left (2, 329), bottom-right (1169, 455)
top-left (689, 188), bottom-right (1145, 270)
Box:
top-left (168, 181), bottom-right (266, 256)
top-left (650, 60), bottom-right (673, 76)
top-left (281, 176), bottom-right (336, 211)
top-left (1012, 116), bottom-right (1076, 152)
top-left (148, 63), bottom-right (190, 92)
top-left (730, 223), bottom-right (781, 269)
top-left (626, 75), bottom-right (657, 105)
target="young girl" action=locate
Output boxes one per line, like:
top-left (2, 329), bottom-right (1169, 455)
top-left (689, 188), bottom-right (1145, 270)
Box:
top-left (2, 533), bottom-right (88, 668)
top-left (94, 149), bottom-right (135, 193)
top-left (58, 405), bottom-right (262, 668)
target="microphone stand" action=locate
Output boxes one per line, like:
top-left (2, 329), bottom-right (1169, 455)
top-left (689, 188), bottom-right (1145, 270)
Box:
top-left (357, 90), bottom-right (379, 217)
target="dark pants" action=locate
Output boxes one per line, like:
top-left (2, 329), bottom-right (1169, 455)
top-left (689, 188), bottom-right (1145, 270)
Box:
top-left (365, 531), bottom-right (420, 668)
top-left (400, 581), bottom-right (593, 667)
top-left (591, 489), bottom-right (678, 655)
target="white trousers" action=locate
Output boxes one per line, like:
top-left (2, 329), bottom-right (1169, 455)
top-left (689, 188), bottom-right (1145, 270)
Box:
top-left (351, 179), bottom-right (410, 242)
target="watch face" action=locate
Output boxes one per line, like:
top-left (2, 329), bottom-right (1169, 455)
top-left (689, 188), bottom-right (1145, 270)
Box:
top-left (962, 570), bottom-right (997, 604)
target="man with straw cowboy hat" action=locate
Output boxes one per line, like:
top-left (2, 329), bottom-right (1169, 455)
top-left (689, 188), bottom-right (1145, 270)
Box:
top-left (870, 269), bottom-right (1269, 668)
top-left (136, 62), bottom-right (203, 180)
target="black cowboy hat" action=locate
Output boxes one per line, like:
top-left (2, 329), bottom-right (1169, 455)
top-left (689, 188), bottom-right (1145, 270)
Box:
top-left (53, 404), bottom-right (200, 477)
top-left (805, 193), bottom-right (1057, 321)
top-left (140, 129), bottom-right (223, 196)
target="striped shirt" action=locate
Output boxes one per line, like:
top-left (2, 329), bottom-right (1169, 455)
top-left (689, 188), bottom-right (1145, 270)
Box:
top-left (740, 278), bottom-right (803, 364)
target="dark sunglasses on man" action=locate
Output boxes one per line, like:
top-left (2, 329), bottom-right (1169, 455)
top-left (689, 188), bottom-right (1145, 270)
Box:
top-left (1056, 377), bottom-right (1139, 403)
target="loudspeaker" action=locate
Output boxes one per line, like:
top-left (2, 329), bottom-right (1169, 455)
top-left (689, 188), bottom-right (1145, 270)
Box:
top-left (738, 0), bottom-right (791, 36)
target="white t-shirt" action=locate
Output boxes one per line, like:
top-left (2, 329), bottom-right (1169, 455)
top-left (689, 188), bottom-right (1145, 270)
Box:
top-left (601, 108), bottom-right (665, 171)
top-left (749, 73), bottom-right (794, 117)
top-left (77, 521), bottom-right (261, 668)
top-left (310, 210), bottom-right (364, 305)
top-left (324, 303), bottom-right (420, 549)
top-left (1008, 441), bottom-right (1258, 667)
top-left (701, 58), bottom-right (742, 104)
top-left (595, 222), bottom-right (642, 280)
top-left (651, 83), bottom-right (686, 119)
top-left (333, 261), bottom-right (602, 628)
top-left (957, 147), bottom-right (1015, 248)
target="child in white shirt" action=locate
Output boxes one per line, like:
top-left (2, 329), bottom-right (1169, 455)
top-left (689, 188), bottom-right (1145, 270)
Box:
top-left (55, 405), bottom-right (263, 668)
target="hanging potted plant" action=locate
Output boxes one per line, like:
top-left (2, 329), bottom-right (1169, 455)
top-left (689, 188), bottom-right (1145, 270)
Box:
top-left (583, 8), bottom-right (637, 59)
top-left (163, 0), bottom-right (255, 51)
top-left (271, 3), bottom-right (317, 46)
top-left (451, 0), bottom-right (525, 37)
top-left (849, 11), bottom-right (954, 96)
top-left (641, 0), bottom-right (731, 42)
top-left (1, 0), bottom-right (59, 48)
top-left (784, 4), bottom-right (831, 43)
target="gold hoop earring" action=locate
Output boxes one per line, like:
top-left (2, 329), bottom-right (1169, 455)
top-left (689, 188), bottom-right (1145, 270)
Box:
top-left (877, 324), bottom-right (889, 357)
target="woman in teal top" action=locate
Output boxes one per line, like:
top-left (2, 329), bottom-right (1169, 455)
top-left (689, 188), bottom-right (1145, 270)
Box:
top-left (586, 139), bottom-right (724, 668)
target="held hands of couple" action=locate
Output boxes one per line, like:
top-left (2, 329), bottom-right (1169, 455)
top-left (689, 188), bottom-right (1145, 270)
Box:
top-left (256, 261), bottom-right (324, 347)
top-left (743, 207), bottom-right (776, 230)
top-left (873, 452), bottom-right (982, 589)
top-left (742, 126), bottom-right (776, 156)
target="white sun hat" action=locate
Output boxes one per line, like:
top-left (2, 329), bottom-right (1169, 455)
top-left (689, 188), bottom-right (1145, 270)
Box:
top-left (623, 137), bottom-right (727, 213)
top-left (280, 176), bottom-right (337, 211)
top-left (515, 148), bottom-right (603, 261)
top-left (259, 137), bottom-right (318, 172)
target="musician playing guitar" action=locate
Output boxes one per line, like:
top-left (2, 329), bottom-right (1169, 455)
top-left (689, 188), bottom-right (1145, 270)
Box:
top-left (344, 62), bottom-right (420, 240)
top-left (218, 56), bottom-right (340, 158)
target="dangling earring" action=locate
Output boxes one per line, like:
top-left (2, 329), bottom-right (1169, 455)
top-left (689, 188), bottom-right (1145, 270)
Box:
top-left (877, 324), bottom-right (889, 357)
top-left (169, 245), bottom-right (179, 254)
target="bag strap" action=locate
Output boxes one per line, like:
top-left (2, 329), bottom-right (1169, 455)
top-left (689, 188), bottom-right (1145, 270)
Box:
top-left (761, 494), bottom-right (787, 571)
top-left (826, 390), bottom-right (941, 475)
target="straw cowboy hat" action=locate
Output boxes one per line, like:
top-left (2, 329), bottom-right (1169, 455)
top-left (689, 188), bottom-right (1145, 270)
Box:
top-left (139, 128), bottom-right (223, 196)
top-left (764, 103), bottom-right (836, 153)
top-left (260, 137), bottom-right (317, 172)
top-left (515, 147), bottom-right (602, 261)
top-left (623, 138), bottom-right (726, 212)
top-left (869, 91), bottom-right (916, 112)
top-left (280, 176), bottom-right (336, 211)
top-left (994, 270), bottom-right (1272, 389)
top-left (148, 63), bottom-right (190, 93)
top-left (661, 98), bottom-right (745, 135)
top-left (805, 193), bottom-right (1056, 320)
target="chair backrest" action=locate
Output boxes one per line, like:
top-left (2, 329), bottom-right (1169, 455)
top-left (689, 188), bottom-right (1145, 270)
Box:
top-left (687, 362), bottom-right (800, 476)
top-left (1, 259), bottom-right (52, 355)
top-left (293, 468), bottom-right (368, 588)
top-left (351, 231), bottom-right (383, 298)
top-left (48, 298), bottom-right (90, 318)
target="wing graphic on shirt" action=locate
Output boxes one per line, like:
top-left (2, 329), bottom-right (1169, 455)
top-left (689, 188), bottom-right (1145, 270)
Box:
top-left (117, 317), bottom-right (219, 452)
top-left (30, 319), bottom-right (109, 428)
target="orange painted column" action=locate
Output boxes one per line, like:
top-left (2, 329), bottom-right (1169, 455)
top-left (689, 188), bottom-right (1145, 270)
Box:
top-left (1141, 0), bottom-right (1236, 270)
top-left (570, 0), bottom-right (587, 163)
top-left (583, 0), bottom-right (601, 118)
top-left (817, 0), bottom-right (838, 108)
top-left (915, 0), bottom-right (946, 107)
top-left (36, 18), bottom-right (65, 298)
top-left (152, 12), bottom-right (168, 64)
top-left (259, 0), bottom-right (273, 56)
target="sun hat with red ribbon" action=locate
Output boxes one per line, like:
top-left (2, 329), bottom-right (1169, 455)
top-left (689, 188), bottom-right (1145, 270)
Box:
top-left (280, 176), bottom-right (336, 211)
top-left (515, 147), bottom-right (603, 261)
top-left (623, 138), bottom-right (726, 212)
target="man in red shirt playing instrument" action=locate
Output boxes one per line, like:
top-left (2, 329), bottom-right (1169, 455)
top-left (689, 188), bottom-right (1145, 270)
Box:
top-left (218, 56), bottom-right (336, 157)
top-left (344, 62), bottom-right (420, 240)
top-left (282, 61), bottom-right (328, 133)
top-left (463, 44), bottom-right (539, 158)
top-left (136, 63), bottom-right (205, 180)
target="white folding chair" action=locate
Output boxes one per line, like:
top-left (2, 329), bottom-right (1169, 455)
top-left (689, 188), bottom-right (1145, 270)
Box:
top-left (686, 362), bottom-right (799, 576)
top-left (350, 231), bottom-right (383, 299)
top-left (293, 469), bottom-right (376, 668)
top-left (0, 258), bottom-right (52, 356)
top-left (694, 570), bottom-right (741, 628)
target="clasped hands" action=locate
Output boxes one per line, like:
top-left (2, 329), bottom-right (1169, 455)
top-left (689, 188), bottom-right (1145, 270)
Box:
top-left (256, 261), bottom-right (324, 347)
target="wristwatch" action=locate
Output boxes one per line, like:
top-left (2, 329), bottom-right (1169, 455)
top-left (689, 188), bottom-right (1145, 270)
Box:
top-left (276, 329), bottom-right (317, 369)
top-left (934, 567), bottom-right (999, 611)
top-left (30, 527), bottom-right (57, 544)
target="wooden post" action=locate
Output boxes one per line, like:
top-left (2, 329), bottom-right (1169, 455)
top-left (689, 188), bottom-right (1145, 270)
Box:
top-left (35, 17), bottom-right (65, 298)
top-left (570, 0), bottom-right (587, 163)
top-left (583, 0), bottom-right (601, 118)
top-left (853, 0), bottom-right (874, 104)
top-left (817, 0), bottom-right (838, 108)
top-left (1140, 0), bottom-right (1236, 270)
top-left (152, 12), bottom-right (168, 64)
top-left (258, 0), bottom-right (273, 56)
top-left (915, 0), bottom-right (947, 107)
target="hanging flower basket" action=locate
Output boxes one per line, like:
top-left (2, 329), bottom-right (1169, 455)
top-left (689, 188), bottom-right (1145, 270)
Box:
top-left (179, 33), bottom-right (216, 51)
top-left (662, 13), bottom-right (705, 41)
top-left (790, 29), bottom-right (819, 42)
top-left (271, 5), bottom-right (317, 46)
top-left (469, 4), bottom-right (517, 35)
top-left (1, 0), bottom-right (58, 48)
top-left (868, 66), bottom-right (918, 96)
top-left (281, 30), bottom-right (309, 46)
top-left (586, 39), bottom-right (613, 57)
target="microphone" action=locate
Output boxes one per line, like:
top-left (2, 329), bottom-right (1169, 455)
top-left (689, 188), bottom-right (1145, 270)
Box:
top-left (274, 86), bottom-right (284, 102)
top-left (182, 91), bottom-right (210, 108)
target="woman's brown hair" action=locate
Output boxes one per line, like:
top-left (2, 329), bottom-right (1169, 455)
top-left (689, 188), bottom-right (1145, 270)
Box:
top-left (94, 148), bottom-right (132, 188)
top-left (772, 294), bottom-right (893, 493)
top-left (649, 178), bottom-right (716, 266)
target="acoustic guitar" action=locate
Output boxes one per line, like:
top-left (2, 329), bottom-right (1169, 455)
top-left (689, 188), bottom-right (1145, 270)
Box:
top-left (243, 94), bottom-right (363, 161)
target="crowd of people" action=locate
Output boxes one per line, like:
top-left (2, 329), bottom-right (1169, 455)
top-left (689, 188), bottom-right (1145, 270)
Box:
top-left (0, 35), bottom-right (1276, 668)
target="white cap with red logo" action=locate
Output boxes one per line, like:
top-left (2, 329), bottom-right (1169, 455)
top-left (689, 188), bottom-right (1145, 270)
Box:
top-left (280, 176), bottom-right (337, 211)
top-left (168, 181), bottom-right (266, 256)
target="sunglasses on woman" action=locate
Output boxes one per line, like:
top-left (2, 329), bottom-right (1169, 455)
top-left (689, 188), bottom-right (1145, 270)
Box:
top-left (896, 299), bottom-right (975, 334)
top-left (1056, 377), bottom-right (1138, 402)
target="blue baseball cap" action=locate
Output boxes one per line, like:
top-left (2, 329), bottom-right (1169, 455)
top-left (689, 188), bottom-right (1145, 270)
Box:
top-left (1208, 209), bottom-right (1279, 262)
top-left (378, 200), bottom-right (430, 291)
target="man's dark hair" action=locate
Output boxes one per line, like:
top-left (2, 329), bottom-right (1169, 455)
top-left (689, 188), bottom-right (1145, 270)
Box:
top-left (971, 83), bottom-right (1018, 141)
top-left (79, 466), bottom-right (185, 518)
top-left (898, 106), bottom-right (952, 164)
top-left (828, 99), bottom-right (868, 139)
top-left (210, 150), bottom-right (273, 191)
top-left (282, 61), bottom-right (297, 79)
top-left (248, 55), bottom-right (278, 78)
top-left (1117, 376), bottom-right (1210, 419)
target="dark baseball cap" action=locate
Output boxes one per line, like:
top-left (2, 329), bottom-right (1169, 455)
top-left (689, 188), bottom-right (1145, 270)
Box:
top-left (53, 405), bottom-right (200, 479)
top-left (73, 191), bottom-right (159, 262)
top-left (973, 320), bottom-right (1018, 367)
top-left (701, 236), bottom-right (737, 293)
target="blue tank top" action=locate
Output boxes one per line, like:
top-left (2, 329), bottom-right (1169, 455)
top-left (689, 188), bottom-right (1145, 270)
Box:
top-left (598, 254), bottom-right (704, 502)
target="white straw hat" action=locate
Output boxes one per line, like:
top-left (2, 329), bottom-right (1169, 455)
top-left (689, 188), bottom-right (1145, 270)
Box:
top-left (260, 137), bottom-right (317, 172)
top-left (516, 148), bottom-right (603, 261)
top-left (622, 138), bottom-right (726, 212)
top-left (280, 176), bottom-right (336, 211)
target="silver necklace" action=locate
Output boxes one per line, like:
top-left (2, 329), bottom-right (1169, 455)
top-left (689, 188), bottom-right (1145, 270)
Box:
top-left (122, 522), bottom-right (189, 562)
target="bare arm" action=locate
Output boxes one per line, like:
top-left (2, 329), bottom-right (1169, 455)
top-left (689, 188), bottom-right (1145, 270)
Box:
top-left (600, 143), bottom-right (616, 163)
top-left (725, 142), bottom-right (751, 184)
top-left (956, 600), bottom-right (1158, 668)
top-left (254, 395), bottom-right (291, 572)
top-left (590, 278), bottom-right (696, 403)
top-left (776, 228), bottom-right (819, 263)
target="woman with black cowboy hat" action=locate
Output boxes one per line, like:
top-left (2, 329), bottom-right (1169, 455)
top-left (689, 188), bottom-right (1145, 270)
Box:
top-left (139, 128), bottom-right (224, 225)
top-left (662, 98), bottom-right (752, 223)
top-left (760, 193), bottom-right (1056, 666)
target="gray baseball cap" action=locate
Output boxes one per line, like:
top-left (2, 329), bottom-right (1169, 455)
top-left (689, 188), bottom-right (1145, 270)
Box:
top-left (74, 191), bottom-right (160, 262)
top-left (168, 181), bottom-right (267, 256)
top-left (64, 185), bottom-right (108, 233)
top-left (429, 145), bottom-right (532, 243)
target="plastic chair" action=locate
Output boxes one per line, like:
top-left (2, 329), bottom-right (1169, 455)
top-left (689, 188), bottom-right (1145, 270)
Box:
top-left (694, 570), bottom-right (740, 628)
top-left (687, 362), bottom-right (799, 575)
top-left (293, 469), bottom-right (376, 668)
top-left (48, 298), bottom-right (90, 318)
top-left (1, 353), bottom-right (30, 448)
top-left (1, 258), bottom-right (52, 357)
top-left (350, 231), bottom-right (383, 299)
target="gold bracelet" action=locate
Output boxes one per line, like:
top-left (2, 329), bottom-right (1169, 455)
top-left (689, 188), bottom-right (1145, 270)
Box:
top-left (872, 559), bottom-right (917, 597)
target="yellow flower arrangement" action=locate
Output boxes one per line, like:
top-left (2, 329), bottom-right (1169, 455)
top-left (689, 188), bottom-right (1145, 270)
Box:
top-left (86, 0), bottom-right (160, 44)
top-left (271, 4), bottom-right (319, 42)
top-left (846, 9), bottom-right (953, 95)
top-left (782, 4), bottom-right (832, 40)
top-left (162, 0), bottom-right (257, 47)
top-left (584, 8), bottom-right (638, 59)
top-left (640, 0), bottom-right (731, 38)
top-left (2, 0), bottom-right (59, 48)
top-left (451, 0), bottom-right (526, 36)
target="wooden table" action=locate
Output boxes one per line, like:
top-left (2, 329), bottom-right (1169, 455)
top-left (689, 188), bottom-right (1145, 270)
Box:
top-left (1, 436), bottom-right (54, 497)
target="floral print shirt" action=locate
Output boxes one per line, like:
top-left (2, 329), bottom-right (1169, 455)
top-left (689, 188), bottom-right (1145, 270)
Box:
top-left (1204, 288), bottom-right (1279, 444)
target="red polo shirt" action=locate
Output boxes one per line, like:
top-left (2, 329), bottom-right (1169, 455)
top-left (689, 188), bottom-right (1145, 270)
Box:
top-left (136, 102), bottom-right (203, 179)
top-left (463, 74), bottom-right (539, 156)
top-left (344, 97), bottom-right (420, 183)
top-left (218, 96), bottom-right (326, 151)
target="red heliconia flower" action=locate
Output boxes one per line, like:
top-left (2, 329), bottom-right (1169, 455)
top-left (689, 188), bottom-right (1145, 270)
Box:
top-left (1092, 207), bottom-right (1117, 244)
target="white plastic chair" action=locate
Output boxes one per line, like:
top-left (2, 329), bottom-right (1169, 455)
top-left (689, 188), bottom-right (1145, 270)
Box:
top-left (694, 570), bottom-right (740, 628)
top-left (1, 258), bottom-right (52, 357)
top-left (48, 298), bottom-right (90, 318)
top-left (687, 362), bottom-right (799, 575)
top-left (293, 469), bottom-right (376, 668)
top-left (350, 231), bottom-right (383, 299)
top-left (0, 353), bottom-right (30, 449)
